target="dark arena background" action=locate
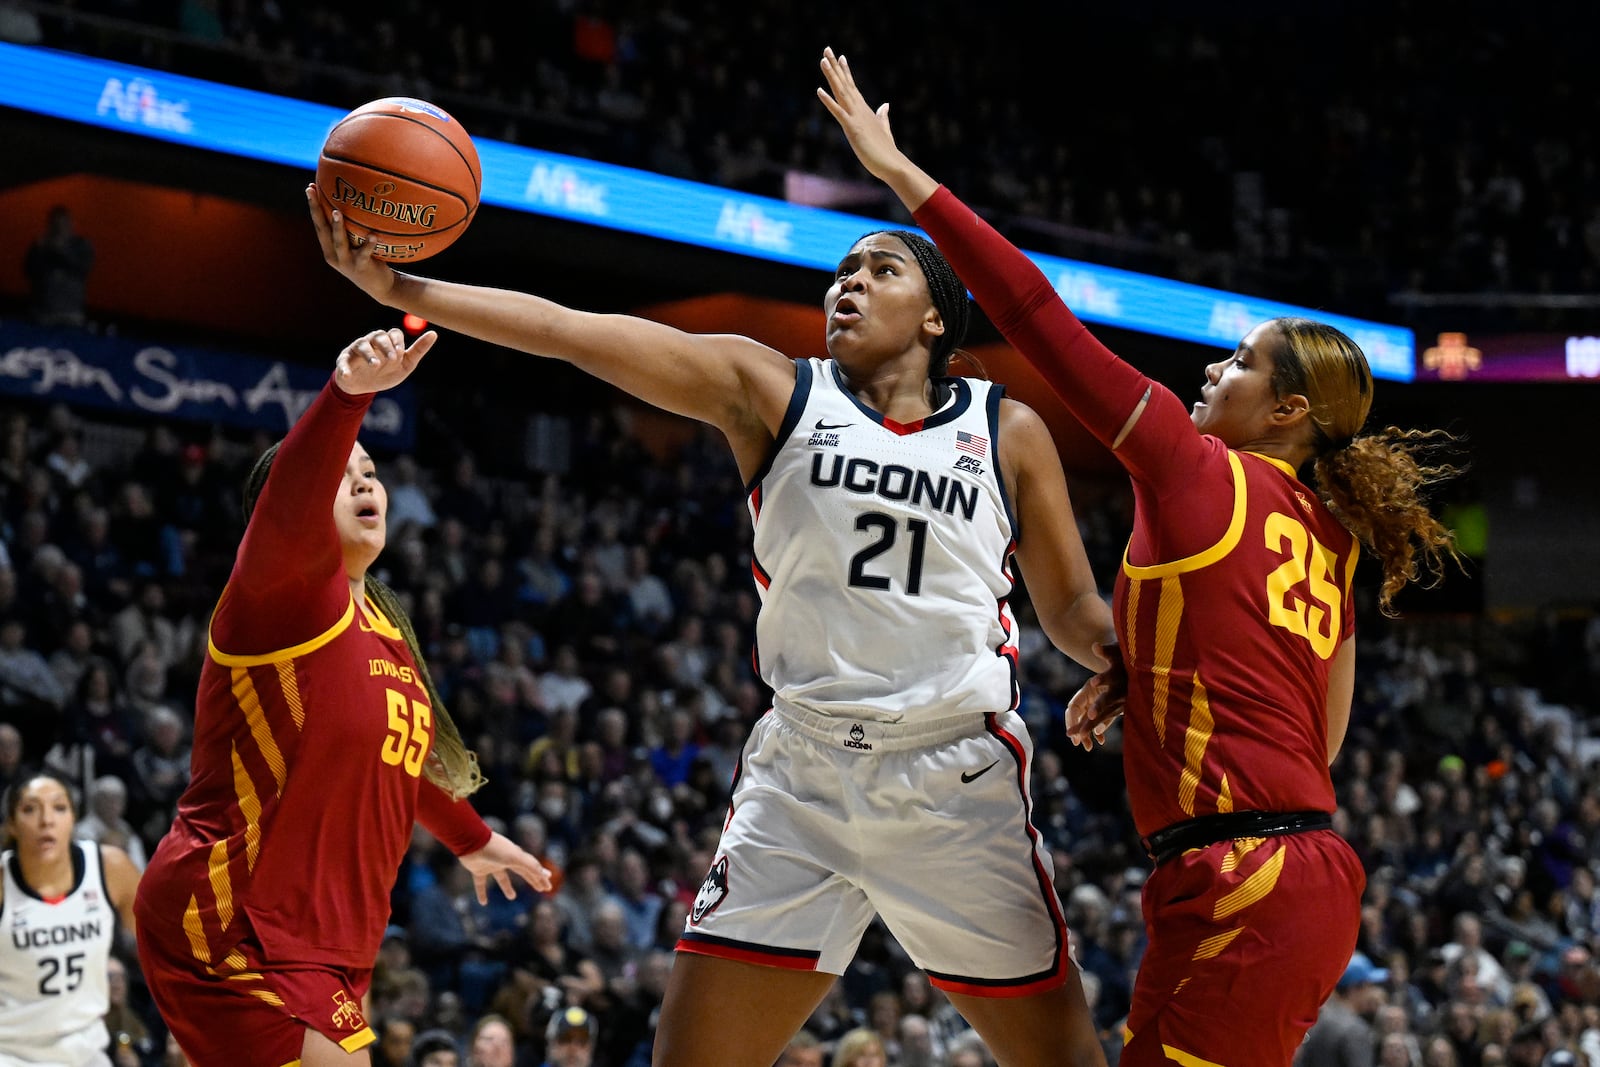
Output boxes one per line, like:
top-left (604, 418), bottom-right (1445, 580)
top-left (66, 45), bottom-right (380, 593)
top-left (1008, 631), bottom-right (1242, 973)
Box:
top-left (2, 3), bottom-right (1598, 1065)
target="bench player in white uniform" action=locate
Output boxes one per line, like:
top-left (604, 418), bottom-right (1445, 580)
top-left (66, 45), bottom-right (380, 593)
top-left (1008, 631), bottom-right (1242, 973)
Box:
top-left (1, 772), bottom-right (141, 1067)
top-left (312, 181), bottom-right (1116, 1067)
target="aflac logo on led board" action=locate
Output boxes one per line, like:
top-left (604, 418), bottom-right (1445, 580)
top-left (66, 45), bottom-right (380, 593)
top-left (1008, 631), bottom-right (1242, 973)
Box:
top-left (1054, 270), bottom-right (1122, 319)
top-left (96, 77), bottom-right (193, 134)
top-left (1207, 301), bottom-right (1256, 343)
top-left (523, 163), bottom-right (609, 217)
top-left (716, 202), bottom-right (794, 254)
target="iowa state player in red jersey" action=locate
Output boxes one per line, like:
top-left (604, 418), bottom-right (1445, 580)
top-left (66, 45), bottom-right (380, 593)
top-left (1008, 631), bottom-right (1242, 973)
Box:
top-left (820, 50), bottom-right (1461, 1067)
top-left (134, 329), bottom-right (551, 1067)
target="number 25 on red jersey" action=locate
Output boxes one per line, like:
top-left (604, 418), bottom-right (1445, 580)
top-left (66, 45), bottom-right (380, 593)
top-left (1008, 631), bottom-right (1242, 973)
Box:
top-left (1264, 511), bottom-right (1342, 660)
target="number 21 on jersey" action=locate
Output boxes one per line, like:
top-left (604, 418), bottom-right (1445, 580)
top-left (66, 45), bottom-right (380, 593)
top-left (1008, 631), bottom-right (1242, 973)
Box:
top-left (380, 689), bottom-right (432, 776)
top-left (1264, 511), bottom-right (1342, 659)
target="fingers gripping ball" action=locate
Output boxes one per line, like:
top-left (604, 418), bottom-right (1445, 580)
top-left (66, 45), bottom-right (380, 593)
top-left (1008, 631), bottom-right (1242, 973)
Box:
top-left (314, 97), bottom-right (481, 262)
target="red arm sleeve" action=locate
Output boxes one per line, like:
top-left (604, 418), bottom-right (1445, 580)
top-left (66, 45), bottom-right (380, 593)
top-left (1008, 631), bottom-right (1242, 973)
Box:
top-left (211, 378), bottom-right (374, 654)
top-left (416, 785), bottom-right (492, 856)
top-left (912, 186), bottom-right (1215, 494)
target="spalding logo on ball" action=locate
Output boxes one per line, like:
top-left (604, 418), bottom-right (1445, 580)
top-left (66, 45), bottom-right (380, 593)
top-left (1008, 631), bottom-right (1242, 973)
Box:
top-left (314, 97), bottom-right (481, 262)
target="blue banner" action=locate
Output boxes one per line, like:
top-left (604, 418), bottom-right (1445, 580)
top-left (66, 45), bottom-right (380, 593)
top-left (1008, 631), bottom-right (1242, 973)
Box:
top-left (0, 320), bottom-right (414, 449)
top-left (0, 42), bottom-right (1414, 380)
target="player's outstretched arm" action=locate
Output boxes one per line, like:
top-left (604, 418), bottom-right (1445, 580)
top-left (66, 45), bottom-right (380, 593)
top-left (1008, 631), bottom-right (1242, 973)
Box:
top-left (818, 50), bottom-right (1180, 473)
top-left (307, 187), bottom-right (795, 447)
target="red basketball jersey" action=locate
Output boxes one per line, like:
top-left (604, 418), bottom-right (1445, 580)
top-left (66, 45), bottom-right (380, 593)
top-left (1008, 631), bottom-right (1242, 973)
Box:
top-left (138, 382), bottom-right (437, 971)
top-left (914, 186), bottom-right (1359, 839)
top-left (1112, 417), bottom-right (1356, 838)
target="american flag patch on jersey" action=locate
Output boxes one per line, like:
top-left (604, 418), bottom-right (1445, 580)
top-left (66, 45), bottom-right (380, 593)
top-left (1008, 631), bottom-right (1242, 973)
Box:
top-left (955, 430), bottom-right (988, 458)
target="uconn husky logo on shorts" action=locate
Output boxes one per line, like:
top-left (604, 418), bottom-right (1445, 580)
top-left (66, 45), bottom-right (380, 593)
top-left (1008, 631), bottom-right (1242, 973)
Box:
top-left (844, 723), bottom-right (873, 751)
top-left (691, 857), bottom-right (729, 925)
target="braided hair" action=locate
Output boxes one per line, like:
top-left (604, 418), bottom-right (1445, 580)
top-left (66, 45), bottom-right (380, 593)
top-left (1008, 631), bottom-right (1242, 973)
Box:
top-left (243, 444), bottom-right (484, 798)
top-left (863, 229), bottom-right (971, 377)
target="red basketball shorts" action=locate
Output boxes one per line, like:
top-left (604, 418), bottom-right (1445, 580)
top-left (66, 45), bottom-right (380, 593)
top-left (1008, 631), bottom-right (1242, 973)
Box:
top-left (138, 919), bottom-right (375, 1067)
top-left (1119, 829), bottom-right (1365, 1067)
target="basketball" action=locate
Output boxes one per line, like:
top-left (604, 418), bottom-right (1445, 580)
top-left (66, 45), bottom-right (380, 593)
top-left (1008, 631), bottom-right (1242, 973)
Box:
top-left (313, 97), bottom-right (481, 262)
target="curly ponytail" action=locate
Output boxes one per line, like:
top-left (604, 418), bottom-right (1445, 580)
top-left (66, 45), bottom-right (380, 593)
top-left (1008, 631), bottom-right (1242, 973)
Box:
top-left (1316, 430), bottom-right (1464, 616)
top-left (1269, 317), bottom-right (1465, 617)
top-left (243, 442), bottom-right (484, 798)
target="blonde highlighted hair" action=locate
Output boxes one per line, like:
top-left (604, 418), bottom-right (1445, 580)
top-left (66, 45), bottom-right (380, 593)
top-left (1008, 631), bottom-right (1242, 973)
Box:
top-left (1270, 317), bottom-right (1464, 616)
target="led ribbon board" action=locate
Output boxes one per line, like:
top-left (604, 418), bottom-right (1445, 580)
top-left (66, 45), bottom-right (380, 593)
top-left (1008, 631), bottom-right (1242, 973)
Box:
top-left (0, 42), bottom-right (1414, 380)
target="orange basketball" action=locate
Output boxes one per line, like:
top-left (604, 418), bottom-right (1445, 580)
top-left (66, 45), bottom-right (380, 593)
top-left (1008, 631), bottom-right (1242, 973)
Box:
top-left (314, 97), bottom-right (481, 262)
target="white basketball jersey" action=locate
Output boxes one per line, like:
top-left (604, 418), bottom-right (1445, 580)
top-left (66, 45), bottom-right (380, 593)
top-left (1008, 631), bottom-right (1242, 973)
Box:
top-left (0, 841), bottom-right (114, 1066)
top-left (749, 358), bottom-right (1020, 725)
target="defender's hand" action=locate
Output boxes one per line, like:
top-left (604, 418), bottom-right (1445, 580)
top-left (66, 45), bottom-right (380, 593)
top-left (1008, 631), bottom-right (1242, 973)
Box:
top-left (816, 47), bottom-right (907, 183)
top-left (334, 328), bottom-right (436, 395)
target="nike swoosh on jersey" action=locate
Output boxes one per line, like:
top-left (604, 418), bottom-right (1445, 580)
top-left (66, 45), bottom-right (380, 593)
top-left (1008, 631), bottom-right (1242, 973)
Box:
top-left (960, 759), bottom-right (1001, 783)
top-left (814, 419), bottom-right (853, 430)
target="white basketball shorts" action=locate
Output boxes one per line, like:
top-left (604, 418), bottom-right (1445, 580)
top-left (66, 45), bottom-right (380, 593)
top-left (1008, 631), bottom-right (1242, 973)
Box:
top-left (677, 704), bottom-right (1075, 996)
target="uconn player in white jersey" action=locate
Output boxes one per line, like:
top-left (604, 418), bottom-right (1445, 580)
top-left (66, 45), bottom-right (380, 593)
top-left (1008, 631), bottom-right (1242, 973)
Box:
top-left (312, 181), bottom-right (1116, 1067)
top-left (1, 773), bottom-right (141, 1066)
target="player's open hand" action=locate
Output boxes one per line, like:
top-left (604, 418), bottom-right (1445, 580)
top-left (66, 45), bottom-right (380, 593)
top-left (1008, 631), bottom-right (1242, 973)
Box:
top-left (816, 47), bottom-right (907, 183)
top-left (1065, 642), bottom-right (1127, 751)
top-left (307, 183), bottom-right (398, 303)
top-left (334, 328), bottom-right (436, 395)
top-left (457, 831), bottom-right (554, 904)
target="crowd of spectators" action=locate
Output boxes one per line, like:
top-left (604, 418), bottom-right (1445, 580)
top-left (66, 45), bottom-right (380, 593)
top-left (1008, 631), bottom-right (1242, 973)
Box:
top-left (0, 363), bottom-right (1598, 1065)
top-left (8, 1), bottom-right (1600, 335)
top-left (4, 5), bottom-right (1600, 1066)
